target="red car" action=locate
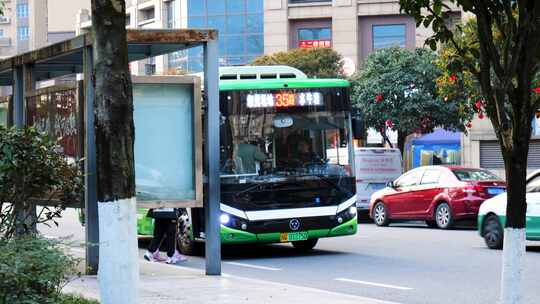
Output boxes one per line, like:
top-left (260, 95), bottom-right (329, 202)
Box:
top-left (369, 166), bottom-right (506, 229)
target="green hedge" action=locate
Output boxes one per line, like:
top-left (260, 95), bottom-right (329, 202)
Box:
top-left (0, 237), bottom-right (84, 304)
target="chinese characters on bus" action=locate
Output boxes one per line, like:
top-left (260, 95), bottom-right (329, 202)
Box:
top-left (246, 92), bottom-right (322, 109)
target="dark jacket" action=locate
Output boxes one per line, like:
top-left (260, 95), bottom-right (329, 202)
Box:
top-left (147, 208), bottom-right (180, 219)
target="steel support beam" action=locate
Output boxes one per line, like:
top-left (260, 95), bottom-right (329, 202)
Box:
top-left (83, 46), bottom-right (99, 275)
top-left (203, 38), bottom-right (221, 276)
top-left (12, 67), bottom-right (23, 127)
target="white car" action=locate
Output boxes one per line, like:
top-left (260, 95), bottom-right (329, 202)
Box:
top-left (478, 169), bottom-right (540, 249)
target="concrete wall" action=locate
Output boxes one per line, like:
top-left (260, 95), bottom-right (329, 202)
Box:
top-left (264, 0), bottom-right (289, 54)
top-left (47, 0), bottom-right (90, 32)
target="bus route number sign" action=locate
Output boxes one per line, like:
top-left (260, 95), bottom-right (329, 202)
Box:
top-left (247, 92), bottom-right (322, 109)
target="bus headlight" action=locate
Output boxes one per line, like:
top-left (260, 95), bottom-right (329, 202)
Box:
top-left (220, 214), bottom-right (230, 224)
top-left (335, 205), bottom-right (357, 224)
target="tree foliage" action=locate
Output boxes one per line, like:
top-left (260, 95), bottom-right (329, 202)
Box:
top-left (350, 47), bottom-right (471, 151)
top-left (251, 48), bottom-right (344, 78)
top-left (0, 127), bottom-right (83, 240)
top-left (399, 2), bottom-right (540, 302)
top-left (400, 0), bottom-right (540, 229)
top-left (436, 18), bottom-right (540, 128)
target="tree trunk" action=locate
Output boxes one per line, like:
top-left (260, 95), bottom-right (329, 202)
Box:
top-left (499, 126), bottom-right (530, 304)
top-left (91, 1), bottom-right (138, 304)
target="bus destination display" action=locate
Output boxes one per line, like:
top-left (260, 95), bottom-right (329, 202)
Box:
top-left (246, 91), bottom-right (322, 109)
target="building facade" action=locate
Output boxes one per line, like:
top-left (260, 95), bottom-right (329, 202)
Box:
top-left (461, 115), bottom-right (540, 177)
top-left (79, 0), bottom-right (265, 74)
top-left (264, 0), bottom-right (460, 71)
top-left (0, 0), bottom-right (89, 59)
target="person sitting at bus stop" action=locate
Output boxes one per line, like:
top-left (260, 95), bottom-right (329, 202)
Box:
top-left (144, 208), bottom-right (187, 264)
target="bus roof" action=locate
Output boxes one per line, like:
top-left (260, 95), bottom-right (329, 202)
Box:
top-left (219, 78), bottom-right (350, 91)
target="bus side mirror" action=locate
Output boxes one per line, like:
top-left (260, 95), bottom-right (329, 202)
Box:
top-left (352, 117), bottom-right (365, 140)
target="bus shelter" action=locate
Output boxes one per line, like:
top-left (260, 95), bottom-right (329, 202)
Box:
top-left (0, 29), bottom-right (222, 275)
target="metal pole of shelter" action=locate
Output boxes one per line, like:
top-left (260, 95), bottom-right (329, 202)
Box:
top-left (203, 38), bottom-right (221, 275)
top-left (83, 46), bottom-right (99, 275)
top-left (12, 67), bottom-right (23, 128)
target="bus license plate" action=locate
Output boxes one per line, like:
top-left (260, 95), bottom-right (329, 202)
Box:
top-left (280, 231), bottom-right (309, 242)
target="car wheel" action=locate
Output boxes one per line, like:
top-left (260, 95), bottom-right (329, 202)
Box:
top-left (435, 203), bottom-right (454, 229)
top-left (177, 210), bottom-right (200, 256)
top-left (292, 239), bottom-right (318, 251)
top-left (425, 220), bottom-right (437, 228)
top-left (483, 214), bottom-right (503, 250)
top-left (373, 202), bottom-right (390, 227)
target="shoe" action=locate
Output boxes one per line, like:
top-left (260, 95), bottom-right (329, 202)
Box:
top-left (143, 250), bottom-right (155, 262)
top-left (166, 251), bottom-right (187, 264)
top-left (144, 250), bottom-right (167, 262)
top-left (152, 250), bottom-right (168, 262)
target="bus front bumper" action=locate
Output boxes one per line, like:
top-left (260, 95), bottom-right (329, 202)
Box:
top-left (220, 216), bottom-right (357, 244)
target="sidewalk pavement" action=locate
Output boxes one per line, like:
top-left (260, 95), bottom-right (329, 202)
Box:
top-left (64, 258), bottom-right (399, 304)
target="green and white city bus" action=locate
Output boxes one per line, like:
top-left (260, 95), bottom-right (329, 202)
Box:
top-left (137, 66), bottom-right (358, 254)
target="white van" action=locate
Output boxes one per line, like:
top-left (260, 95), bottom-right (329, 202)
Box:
top-left (355, 148), bottom-right (402, 211)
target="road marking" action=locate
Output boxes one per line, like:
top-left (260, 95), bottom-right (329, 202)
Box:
top-left (225, 261), bottom-right (282, 271)
top-left (228, 274), bottom-right (402, 304)
top-left (335, 278), bottom-right (413, 291)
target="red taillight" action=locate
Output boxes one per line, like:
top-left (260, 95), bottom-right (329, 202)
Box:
top-left (462, 185), bottom-right (485, 195)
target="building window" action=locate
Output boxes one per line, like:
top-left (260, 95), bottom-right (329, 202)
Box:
top-left (184, 0), bottom-right (264, 72)
top-left (165, 0), bottom-right (177, 28)
top-left (139, 7), bottom-right (155, 23)
top-left (126, 14), bottom-right (131, 26)
top-left (17, 26), bottom-right (29, 41)
top-left (0, 29), bottom-right (4, 37)
top-left (372, 24), bottom-right (406, 50)
top-left (17, 3), bottom-right (28, 18)
top-left (298, 27), bottom-right (331, 48)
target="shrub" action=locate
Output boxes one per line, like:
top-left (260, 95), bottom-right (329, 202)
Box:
top-left (58, 294), bottom-right (99, 304)
top-left (252, 48), bottom-right (344, 78)
top-left (0, 237), bottom-right (81, 304)
top-left (0, 127), bottom-right (83, 240)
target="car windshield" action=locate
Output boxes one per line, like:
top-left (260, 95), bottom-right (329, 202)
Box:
top-left (452, 169), bottom-right (501, 181)
top-left (219, 88), bottom-right (353, 184)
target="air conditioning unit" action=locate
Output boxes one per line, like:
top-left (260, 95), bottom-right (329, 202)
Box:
top-left (0, 16), bottom-right (10, 24)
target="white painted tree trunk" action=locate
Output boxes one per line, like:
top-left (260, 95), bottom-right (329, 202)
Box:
top-left (500, 228), bottom-right (526, 304)
top-left (98, 197), bottom-right (139, 304)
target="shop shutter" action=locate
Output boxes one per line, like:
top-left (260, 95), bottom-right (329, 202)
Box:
top-left (480, 140), bottom-right (540, 168)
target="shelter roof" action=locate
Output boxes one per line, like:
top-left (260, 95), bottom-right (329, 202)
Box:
top-left (0, 29), bottom-right (217, 86)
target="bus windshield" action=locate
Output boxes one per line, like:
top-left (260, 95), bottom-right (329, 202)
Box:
top-left (220, 88), bottom-right (353, 185)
